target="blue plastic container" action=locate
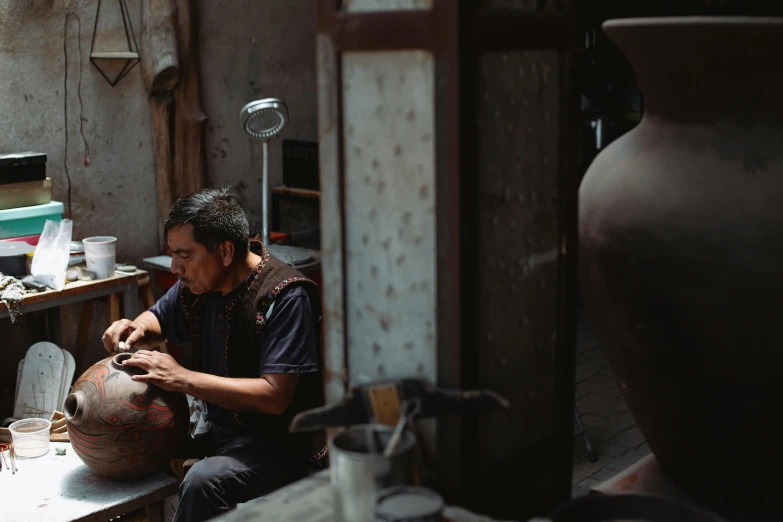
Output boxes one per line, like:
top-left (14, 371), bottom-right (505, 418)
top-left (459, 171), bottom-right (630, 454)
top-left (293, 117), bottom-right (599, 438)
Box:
top-left (0, 201), bottom-right (63, 239)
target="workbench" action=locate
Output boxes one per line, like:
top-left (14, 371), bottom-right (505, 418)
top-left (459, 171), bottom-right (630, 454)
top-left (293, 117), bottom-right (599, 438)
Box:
top-left (0, 442), bottom-right (178, 522)
top-left (0, 270), bottom-right (141, 371)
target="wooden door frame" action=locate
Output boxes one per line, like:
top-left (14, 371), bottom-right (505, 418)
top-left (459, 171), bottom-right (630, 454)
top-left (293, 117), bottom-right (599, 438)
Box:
top-left (316, 0), bottom-right (580, 509)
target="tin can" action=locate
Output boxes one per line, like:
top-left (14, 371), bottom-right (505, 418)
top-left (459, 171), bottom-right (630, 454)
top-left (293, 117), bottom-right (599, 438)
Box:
top-left (374, 486), bottom-right (444, 522)
top-left (330, 424), bottom-right (417, 522)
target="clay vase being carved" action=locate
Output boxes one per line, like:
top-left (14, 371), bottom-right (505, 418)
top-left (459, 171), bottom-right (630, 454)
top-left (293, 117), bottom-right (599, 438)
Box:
top-left (579, 17), bottom-right (783, 518)
top-left (64, 353), bottom-right (189, 480)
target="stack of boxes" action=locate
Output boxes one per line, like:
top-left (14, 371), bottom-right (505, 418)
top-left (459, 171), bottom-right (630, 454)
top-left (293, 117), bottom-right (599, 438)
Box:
top-left (0, 152), bottom-right (64, 245)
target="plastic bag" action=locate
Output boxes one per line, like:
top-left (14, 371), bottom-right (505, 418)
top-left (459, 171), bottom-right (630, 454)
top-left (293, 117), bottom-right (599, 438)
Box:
top-left (31, 219), bottom-right (73, 291)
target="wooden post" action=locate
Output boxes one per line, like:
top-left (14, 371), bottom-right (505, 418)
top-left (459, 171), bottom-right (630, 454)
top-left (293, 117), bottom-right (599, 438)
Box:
top-left (148, 99), bottom-right (174, 253)
top-left (316, 1), bottom-right (580, 518)
top-left (141, 0), bottom-right (208, 252)
top-left (74, 300), bottom-right (94, 374)
top-left (172, 0), bottom-right (207, 198)
top-left (141, 0), bottom-right (179, 253)
top-left (141, 0), bottom-right (179, 95)
top-left (108, 293), bottom-right (121, 326)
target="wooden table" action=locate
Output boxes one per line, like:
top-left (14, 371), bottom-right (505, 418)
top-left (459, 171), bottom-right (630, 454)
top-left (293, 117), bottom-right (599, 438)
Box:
top-left (0, 271), bottom-right (141, 370)
top-left (0, 442), bottom-right (178, 522)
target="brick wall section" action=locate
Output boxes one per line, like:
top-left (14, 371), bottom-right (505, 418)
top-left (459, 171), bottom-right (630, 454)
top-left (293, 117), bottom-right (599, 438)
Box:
top-left (572, 305), bottom-right (650, 496)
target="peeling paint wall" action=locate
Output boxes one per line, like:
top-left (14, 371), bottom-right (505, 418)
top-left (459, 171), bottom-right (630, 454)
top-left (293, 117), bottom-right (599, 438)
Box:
top-left (197, 0), bottom-right (318, 235)
top-left (341, 50), bottom-right (437, 385)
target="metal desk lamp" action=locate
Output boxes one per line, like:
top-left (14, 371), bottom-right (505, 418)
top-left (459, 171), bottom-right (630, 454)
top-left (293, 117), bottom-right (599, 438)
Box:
top-left (239, 98), bottom-right (313, 266)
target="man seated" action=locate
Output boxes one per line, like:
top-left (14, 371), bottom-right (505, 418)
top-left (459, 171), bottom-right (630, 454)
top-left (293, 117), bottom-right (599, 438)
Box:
top-left (102, 188), bottom-right (326, 522)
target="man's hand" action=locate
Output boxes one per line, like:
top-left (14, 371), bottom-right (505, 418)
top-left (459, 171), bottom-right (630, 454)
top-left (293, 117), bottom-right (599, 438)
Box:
top-left (122, 350), bottom-right (192, 393)
top-left (102, 319), bottom-right (147, 353)
top-left (101, 311), bottom-right (166, 353)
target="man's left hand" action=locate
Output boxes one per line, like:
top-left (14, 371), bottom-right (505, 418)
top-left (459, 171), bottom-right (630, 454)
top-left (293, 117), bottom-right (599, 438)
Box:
top-left (123, 350), bottom-right (191, 393)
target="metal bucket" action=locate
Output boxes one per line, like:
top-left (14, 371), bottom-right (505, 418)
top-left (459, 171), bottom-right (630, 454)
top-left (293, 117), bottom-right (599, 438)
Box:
top-left (329, 424), bottom-right (417, 522)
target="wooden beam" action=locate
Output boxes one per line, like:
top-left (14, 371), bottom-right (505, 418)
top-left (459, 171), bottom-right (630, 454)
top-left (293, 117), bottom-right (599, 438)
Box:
top-left (331, 9), bottom-right (573, 53)
top-left (172, 0), bottom-right (207, 198)
top-left (334, 11), bottom-right (434, 51)
top-left (271, 185), bottom-right (321, 200)
top-left (141, 0), bottom-right (179, 95)
top-left (149, 99), bottom-right (174, 252)
top-left (471, 11), bottom-right (575, 51)
top-left (141, 0), bottom-right (179, 252)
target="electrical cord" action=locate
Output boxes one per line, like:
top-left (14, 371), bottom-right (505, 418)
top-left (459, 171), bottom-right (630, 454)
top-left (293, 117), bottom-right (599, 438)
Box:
top-left (63, 12), bottom-right (90, 220)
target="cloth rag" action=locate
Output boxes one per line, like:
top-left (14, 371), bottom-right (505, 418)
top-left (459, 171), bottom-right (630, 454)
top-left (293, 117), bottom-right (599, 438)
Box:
top-left (0, 274), bottom-right (24, 323)
top-left (188, 394), bottom-right (211, 438)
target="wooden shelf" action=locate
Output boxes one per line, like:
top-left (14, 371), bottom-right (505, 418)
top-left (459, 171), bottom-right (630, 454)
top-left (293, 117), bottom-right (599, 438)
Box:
top-left (0, 270), bottom-right (143, 316)
top-left (271, 185), bottom-right (320, 200)
top-left (90, 52), bottom-right (140, 60)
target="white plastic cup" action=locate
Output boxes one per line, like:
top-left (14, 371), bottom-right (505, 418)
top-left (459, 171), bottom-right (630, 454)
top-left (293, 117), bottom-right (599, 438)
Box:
top-left (9, 418), bottom-right (51, 458)
top-left (83, 236), bottom-right (117, 279)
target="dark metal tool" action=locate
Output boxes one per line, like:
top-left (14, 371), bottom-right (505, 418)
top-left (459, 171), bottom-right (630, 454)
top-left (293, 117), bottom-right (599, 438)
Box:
top-left (289, 378), bottom-right (510, 432)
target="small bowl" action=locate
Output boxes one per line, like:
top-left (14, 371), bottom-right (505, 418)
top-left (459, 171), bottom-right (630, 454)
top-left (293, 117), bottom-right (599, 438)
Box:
top-left (9, 418), bottom-right (51, 458)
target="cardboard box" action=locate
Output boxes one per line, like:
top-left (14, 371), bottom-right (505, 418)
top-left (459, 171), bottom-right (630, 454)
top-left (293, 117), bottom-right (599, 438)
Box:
top-left (0, 178), bottom-right (52, 210)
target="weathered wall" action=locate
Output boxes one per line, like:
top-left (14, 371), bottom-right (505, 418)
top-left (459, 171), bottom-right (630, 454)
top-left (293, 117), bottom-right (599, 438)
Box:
top-left (0, 0), bottom-right (318, 261)
top-left (0, 0), bottom-right (158, 405)
top-left (0, 0), bottom-right (157, 262)
top-left (197, 0), bottom-right (318, 234)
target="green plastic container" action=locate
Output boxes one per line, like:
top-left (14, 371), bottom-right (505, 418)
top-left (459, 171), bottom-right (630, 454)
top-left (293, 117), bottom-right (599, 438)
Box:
top-left (0, 201), bottom-right (63, 239)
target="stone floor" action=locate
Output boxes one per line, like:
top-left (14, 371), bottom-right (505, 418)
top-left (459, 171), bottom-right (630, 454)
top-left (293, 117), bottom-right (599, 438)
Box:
top-left (571, 304), bottom-right (650, 497)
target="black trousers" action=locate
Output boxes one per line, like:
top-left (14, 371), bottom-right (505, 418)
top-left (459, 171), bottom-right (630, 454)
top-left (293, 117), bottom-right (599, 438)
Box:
top-left (172, 424), bottom-right (311, 522)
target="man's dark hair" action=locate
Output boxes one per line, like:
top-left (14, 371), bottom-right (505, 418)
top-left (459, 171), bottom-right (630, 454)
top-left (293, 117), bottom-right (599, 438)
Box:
top-left (164, 187), bottom-right (249, 255)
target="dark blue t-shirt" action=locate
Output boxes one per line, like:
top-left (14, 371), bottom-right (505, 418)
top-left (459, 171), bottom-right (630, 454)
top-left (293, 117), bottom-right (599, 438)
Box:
top-left (149, 278), bottom-right (319, 429)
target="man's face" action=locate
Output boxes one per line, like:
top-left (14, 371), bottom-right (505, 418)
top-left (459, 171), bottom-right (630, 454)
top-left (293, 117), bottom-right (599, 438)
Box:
top-left (167, 224), bottom-right (227, 295)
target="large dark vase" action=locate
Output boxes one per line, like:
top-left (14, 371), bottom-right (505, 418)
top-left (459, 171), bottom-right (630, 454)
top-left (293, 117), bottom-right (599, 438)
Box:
top-left (64, 353), bottom-right (189, 479)
top-left (579, 17), bottom-right (783, 517)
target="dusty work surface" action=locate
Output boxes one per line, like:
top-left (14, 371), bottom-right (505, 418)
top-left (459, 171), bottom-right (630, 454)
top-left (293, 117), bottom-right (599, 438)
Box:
top-left (0, 442), bottom-right (178, 522)
top-left (0, 270), bottom-right (141, 313)
top-left (213, 470), bottom-right (517, 522)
